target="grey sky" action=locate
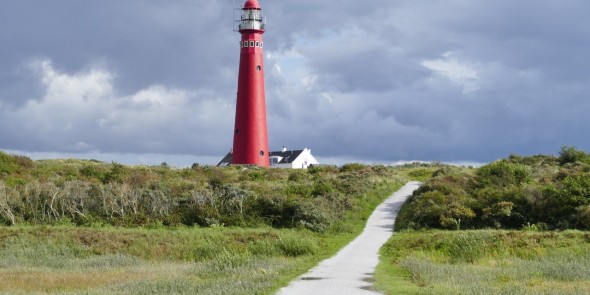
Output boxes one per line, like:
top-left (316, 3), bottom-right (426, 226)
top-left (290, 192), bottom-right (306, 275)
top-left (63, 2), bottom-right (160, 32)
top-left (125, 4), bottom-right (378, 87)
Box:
top-left (1, 0), bottom-right (589, 165)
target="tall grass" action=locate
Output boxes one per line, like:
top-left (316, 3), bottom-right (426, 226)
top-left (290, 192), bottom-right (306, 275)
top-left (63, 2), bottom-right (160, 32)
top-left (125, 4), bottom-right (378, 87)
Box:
top-left (0, 215), bottom-right (381, 294)
top-left (0, 226), bottom-right (327, 294)
top-left (375, 230), bottom-right (590, 295)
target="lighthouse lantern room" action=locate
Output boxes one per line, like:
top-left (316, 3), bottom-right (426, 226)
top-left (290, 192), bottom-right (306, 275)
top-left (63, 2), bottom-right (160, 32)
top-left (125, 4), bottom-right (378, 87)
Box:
top-left (238, 0), bottom-right (265, 31)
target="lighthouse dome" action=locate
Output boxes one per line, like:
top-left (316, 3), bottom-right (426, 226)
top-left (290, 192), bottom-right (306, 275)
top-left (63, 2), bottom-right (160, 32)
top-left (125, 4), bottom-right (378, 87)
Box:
top-left (244, 0), bottom-right (260, 9)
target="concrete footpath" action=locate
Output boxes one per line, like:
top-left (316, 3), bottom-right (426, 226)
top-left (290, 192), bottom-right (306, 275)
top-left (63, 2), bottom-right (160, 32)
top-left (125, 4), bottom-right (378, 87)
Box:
top-left (276, 181), bottom-right (421, 295)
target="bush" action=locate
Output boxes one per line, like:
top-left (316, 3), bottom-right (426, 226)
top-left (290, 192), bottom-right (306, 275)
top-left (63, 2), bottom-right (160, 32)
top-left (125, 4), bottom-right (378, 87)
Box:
top-left (576, 205), bottom-right (590, 229)
top-left (80, 165), bottom-right (104, 179)
top-left (250, 195), bottom-right (331, 232)
top-left (397, 147), bottom-right (590, 231)
top-left (477, 160), bottom-right (531, 186)
top-left (559, 146), bottom-right (590, 165)
top-left (0, 153), bottom-right (402, 231)
top-left (339, 163), bottom-right (367, 173)
top-left (101, 162), bottom-right (127, 183)
top-left (0, 152), bottom-right (34, 175)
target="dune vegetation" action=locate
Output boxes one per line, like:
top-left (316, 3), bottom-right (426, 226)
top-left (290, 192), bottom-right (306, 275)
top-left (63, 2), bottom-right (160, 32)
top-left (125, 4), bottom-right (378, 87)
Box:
top-left (0, 152), bottom-right (415, 231)
top-left (376, 147), bottom-right (590, 295)
top-left (4, 147), bottom-right (590, 294)
top-left (396, 146), bottom-right (590, 231)
top-left (0, 151), bottom-right (438, 294)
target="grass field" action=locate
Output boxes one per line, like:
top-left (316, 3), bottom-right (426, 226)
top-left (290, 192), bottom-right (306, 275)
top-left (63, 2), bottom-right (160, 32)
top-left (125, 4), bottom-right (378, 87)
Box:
top-left (375, 230), bottom-right (590, 295)
top-left (0, 225), bottom-right (360, 294)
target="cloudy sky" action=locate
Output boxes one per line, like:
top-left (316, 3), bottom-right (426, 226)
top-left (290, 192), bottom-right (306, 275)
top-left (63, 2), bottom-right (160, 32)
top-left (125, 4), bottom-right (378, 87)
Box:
top-left (1, 0), bottom-right (589, 166)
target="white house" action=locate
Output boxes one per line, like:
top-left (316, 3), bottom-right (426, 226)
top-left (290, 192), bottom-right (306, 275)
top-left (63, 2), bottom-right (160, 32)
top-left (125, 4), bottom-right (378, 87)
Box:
top-left (217, 147), bottom-right (319, 169)
top-left (269, 147), bottom-right (319, 169)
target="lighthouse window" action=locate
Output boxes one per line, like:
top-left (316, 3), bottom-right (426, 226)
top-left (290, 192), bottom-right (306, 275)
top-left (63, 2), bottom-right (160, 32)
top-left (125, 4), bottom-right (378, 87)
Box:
top-left (243, 41), bottom-right (248, 47)
top-left (255, 41), bottom-right (260, 47)
top-left (235, 129), bottom-right (240, 135)
top-left (250, 41), bottom-right (254, 47)
top-left (256, 65), bottom-right (261, 71)
top-left (260, 150), bottom-right (265, 157)
top-left (260, 42), bottom-right (263, 48)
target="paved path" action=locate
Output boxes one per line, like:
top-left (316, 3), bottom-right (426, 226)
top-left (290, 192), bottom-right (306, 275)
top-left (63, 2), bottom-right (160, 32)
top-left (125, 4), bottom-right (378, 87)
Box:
top-left (276, 181), bottom-right (421, 295)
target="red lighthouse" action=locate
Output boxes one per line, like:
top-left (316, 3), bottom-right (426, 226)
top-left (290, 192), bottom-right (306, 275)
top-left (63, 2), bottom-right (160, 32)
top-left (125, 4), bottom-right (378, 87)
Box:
top-left (231, 0), bottom-right (270, 167)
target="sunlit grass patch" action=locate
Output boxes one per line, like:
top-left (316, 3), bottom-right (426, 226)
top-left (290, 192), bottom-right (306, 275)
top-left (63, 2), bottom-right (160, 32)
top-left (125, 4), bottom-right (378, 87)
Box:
top-left (398, 256), bottom-right (590, 295)
top-left (376, 230), bottom-right (590, 295)
top-left (0, 268), bottom-right (158, 293)
top-left (0, 225), bottom-right (359, 294)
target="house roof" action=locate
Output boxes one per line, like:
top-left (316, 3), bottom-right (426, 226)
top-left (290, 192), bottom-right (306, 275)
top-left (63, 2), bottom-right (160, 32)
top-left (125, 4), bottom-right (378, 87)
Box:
top-left (217, 152), bottom-right (233, 166)
top-left (269, 150), bottom-right (304, 164)
top-left (217, 149), bottom-right (307, 166)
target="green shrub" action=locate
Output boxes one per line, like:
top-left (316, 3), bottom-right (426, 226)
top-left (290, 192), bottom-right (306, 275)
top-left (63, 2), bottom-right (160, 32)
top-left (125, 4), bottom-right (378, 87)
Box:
top-left (397, 147), bottom-right (590, 230)
top-left (311, 179), bottom-right (334, 197)
top-left (559, 146), bottom-right (590, 165)
top-left (287, 171), bottom-right (305, 182)
top-left (397, 179), bottom-right (475, 230)
top-left (477, 160), bottom-right (531, 186)
top-left (0, 151), bottom-right (30, 175)
top-left (251, 195), bottom-right (331, 232)
top-left (0, 153), bottom-right (404, 231)
top-left (339, 163), bottom-right (367, 173)
top-left (576, 205), bottom-right (590, 229)
top-left (561, 174), bottom-right (590, 204)
top-left (247, 169), bottom-right (267, 181)
top-left (101, 162), bottom-right (127, 183)
top-left (79, 164), bottom-right (105, 179)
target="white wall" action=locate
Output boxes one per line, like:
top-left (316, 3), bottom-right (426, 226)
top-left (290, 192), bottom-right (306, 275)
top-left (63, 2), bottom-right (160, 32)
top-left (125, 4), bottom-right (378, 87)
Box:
top-left (290, 148), bottom-right (319, 169)
top-left (269, 148), bottom-right (319, 169)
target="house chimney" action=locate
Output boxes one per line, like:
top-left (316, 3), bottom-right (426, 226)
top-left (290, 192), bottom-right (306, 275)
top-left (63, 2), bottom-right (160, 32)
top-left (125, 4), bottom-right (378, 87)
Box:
top-left (282, 146), bottom-right (287, 152)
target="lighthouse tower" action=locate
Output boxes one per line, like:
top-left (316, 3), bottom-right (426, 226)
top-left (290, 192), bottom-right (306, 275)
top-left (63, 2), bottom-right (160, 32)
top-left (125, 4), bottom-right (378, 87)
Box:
top-left (231, 0), bottom-right (269, 167)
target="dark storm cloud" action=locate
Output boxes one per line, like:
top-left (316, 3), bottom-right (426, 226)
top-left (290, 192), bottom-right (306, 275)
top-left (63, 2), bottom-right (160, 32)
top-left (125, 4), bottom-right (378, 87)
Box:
top-left (1, 0), bottom-right (590, 164)
top-left (0, 1), bottom-right (237, 94)
top-left (0, 0), bottom-right (238, 157)
top-left (265, 0), bottom-right (590, 162)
